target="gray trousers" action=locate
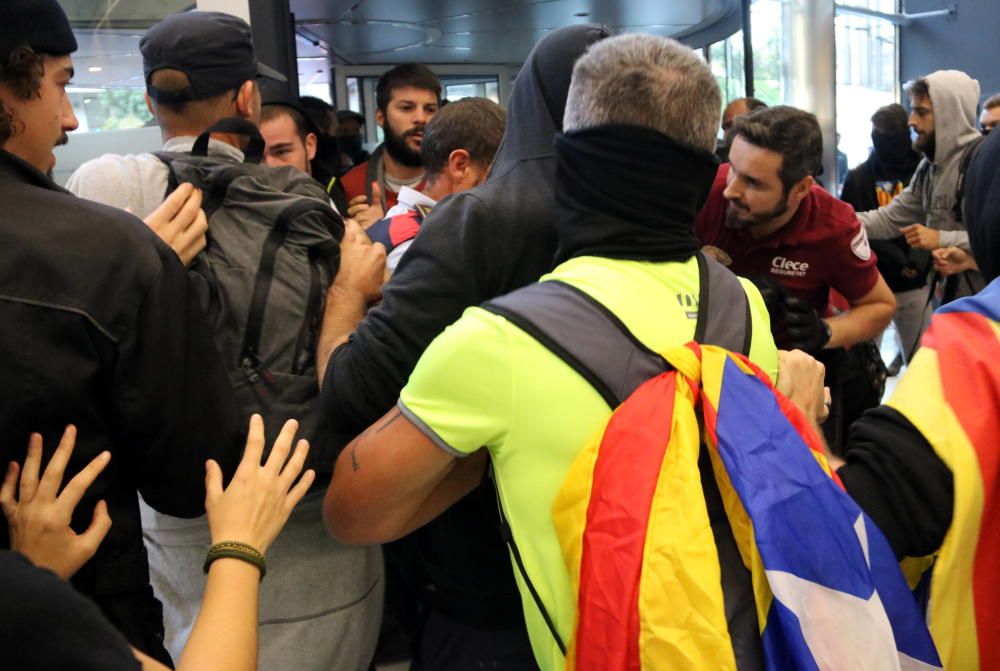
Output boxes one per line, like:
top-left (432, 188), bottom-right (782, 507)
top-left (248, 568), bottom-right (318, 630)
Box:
top-left (885, 287), bottom-right (933, 364)
top-left (140, 490), bottom-right (383, 670)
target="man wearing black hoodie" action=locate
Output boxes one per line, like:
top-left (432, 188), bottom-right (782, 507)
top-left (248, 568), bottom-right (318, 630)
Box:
top-left (842, 103), bottom-right (928, 368)
top-left (322, 33), bottom-right (778, 671)
top-left (317, 24), bottom-right (611, 669)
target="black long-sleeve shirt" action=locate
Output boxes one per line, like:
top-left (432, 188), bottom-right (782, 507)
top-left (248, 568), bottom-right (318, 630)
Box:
top-left (839, 406), bottom-right (953, 559)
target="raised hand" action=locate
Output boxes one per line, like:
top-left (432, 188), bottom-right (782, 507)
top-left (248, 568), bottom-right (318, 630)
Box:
top-left (776, 350), bottom-right (829, 426)
top-left (204, 415), bottom-right (315, 554)
top-left (144, 182), bottom-right (209, 266)
top-left (0, 427), bottom-right (113, 579)
top-left (345, 182), bottom-right (385, 230)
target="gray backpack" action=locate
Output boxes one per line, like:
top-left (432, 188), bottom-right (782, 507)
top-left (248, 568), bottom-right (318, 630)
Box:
top-left (156, 118), bottom-right (344, 471)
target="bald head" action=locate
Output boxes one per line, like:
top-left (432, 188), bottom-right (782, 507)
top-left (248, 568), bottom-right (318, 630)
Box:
top-left (722, 97), bottom-right (767, 131)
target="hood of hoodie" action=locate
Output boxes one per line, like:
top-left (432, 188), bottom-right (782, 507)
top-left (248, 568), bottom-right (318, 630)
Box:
top-left (925, 69), bottom-right (981, 166)
top-left (963, 121), bottom-right (1000, 282)
top-left (489, 23), bottom-right (612, 177)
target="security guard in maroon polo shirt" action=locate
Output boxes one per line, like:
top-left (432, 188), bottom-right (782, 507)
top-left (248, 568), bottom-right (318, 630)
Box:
top-left (695, 106), bottom-right (896, 450)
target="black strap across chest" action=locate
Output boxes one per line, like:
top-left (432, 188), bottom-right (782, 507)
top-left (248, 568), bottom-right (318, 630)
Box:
top-left (483, 252), bottom-right (752, 407)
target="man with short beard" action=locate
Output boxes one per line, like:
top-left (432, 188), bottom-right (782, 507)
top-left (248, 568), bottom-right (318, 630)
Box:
top-left (858, 71), bottom-right (984, 301)
top-left (340, 64), bottom-right (441, 228)
top-left (695, 105), bottom-right (895, 450)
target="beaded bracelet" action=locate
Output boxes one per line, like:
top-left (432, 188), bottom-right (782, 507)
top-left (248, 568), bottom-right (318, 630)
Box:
top-left (203, 540), bottom-right (267, 581)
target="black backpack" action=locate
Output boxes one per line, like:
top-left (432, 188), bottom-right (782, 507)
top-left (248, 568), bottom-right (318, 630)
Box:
top-left (156, 118), bottom-right (344, 471)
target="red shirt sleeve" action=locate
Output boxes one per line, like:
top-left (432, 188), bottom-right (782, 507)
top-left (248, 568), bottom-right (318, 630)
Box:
top-left (828, 208), bottom-right (881, 303)
top-left (340, 162), bottom-right (368, 202)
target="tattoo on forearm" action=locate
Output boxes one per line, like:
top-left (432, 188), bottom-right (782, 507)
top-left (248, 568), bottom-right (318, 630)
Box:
top-left (349, 409), bottom-right (401, 473)
top-left (376, 409), bottom-right (403, 434)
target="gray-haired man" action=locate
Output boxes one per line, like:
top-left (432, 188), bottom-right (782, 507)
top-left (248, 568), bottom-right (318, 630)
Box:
top-left (322, 33), bottom-right (778, 671)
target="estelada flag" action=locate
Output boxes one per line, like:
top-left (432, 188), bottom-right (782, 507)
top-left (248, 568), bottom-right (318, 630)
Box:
top-left (552, 343), bottom-right (942, 670)
top-left (886, 278), bottom-right (1000, 670)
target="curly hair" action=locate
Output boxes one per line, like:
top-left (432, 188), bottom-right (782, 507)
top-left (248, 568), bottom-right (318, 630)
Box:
top-left (0, 45), bottom-right (45, 145)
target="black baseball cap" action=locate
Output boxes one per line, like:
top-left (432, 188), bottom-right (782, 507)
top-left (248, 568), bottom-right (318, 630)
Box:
top-left (336, 110), bottom-right (365, 126)
top-left (141, 10), bottom-right (286, 104)
top-left (260, 83), bottom-right (323, 137)
top-left (0, 0), bottom-right (77, 62)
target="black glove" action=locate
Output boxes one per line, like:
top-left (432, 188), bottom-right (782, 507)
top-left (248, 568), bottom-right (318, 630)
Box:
top-left (748, 276), bottom-right (785, 325)
top-left (781, 295), bottom-right (831, 354)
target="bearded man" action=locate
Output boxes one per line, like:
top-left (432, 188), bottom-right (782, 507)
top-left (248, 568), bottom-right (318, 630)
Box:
top-left (340, 64), bottom-right (441, 228)
top-left (695, 105), bottom-right (895, 450)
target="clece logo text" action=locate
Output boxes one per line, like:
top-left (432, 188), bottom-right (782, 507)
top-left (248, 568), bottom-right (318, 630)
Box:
top-left (771, 256), bottom-right (810, 277)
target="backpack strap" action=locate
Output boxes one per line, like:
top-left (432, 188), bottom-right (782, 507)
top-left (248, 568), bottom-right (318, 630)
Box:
top-left (152, 152), bottom-right (182, 199)
top-left (239, 199), bottom-right (337, 374)
top-left (480, 252), bottom-right (753, 655)
top-left (191, 117), bottom-right (265, 164)
top-left (487, 280), bottom-right (667, 408)
top-left (485, 252), bottom-right (752, 407)
top-left (365, 145), bottom-right (387, 210)
top-left (696, 252), bottom-right (754, 356)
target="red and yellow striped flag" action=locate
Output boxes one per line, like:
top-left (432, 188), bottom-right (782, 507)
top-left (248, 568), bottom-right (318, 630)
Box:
top-left (552, 342), bottom-right (941, 670)
top-left (887, 280), bottom-right (1000, 670)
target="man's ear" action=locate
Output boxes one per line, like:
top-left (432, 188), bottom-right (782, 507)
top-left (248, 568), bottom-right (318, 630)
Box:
top-left (145, 92), bottom-right (155, 117)
top-left (375, 107), bottom-right (385, 129)
top-left (235, 80), bottom-right (257, 121)
top-left (305, 132), bottom-right (318, 162)
top-left (790, 174), bottom-right (814, 206)
top-left (447, 148), bottom-right (472, 184)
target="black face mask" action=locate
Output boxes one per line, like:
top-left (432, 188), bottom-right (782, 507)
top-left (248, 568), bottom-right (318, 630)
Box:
top-left (339, 135), bottom-right (364, 163)
top-left (871, 130), bottom-right (914, 166)
top-left (553, 124), bottom-right (717, 265)
top-left (314, 134), bottom-right (340, 158)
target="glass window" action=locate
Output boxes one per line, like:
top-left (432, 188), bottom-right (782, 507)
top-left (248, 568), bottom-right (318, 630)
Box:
top-left (709, 32), bottom-right (746, 110)
top-left (441, 76), bottom-right (501, 104)
top-left (836, 0), bottom-right (898, 171)
top-left (68, 89), bottom-right (152, 133)
top-left (750, 0), bottom-right (784, 105)
top-left (706, 0), bottom-right (785, 116)
top-left (298, 57), bottom-right (331, 103)
top-left (346, 77), bottom-right (362, 112)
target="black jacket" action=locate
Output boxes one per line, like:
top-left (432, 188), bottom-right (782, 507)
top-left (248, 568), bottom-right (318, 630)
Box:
top-left (321, 25), bottom-right (611, 627)
top-left (0, 551), bottom-right (141, 670)
top-left (0, 150), bottom-right (242, 653)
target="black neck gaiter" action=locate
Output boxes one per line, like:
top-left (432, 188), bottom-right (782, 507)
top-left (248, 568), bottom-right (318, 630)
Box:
top-left (871, 130), bottom-right (920, 175)
top-left (553, 124), bottom-right (719, 265)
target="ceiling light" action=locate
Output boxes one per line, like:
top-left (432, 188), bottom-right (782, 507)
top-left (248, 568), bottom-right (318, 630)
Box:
top-left (88, 66), bottom-right (103, 73)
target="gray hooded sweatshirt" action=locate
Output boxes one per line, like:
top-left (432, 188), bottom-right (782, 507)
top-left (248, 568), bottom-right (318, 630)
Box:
top-left (859, 69), bottom-right (981, 251)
